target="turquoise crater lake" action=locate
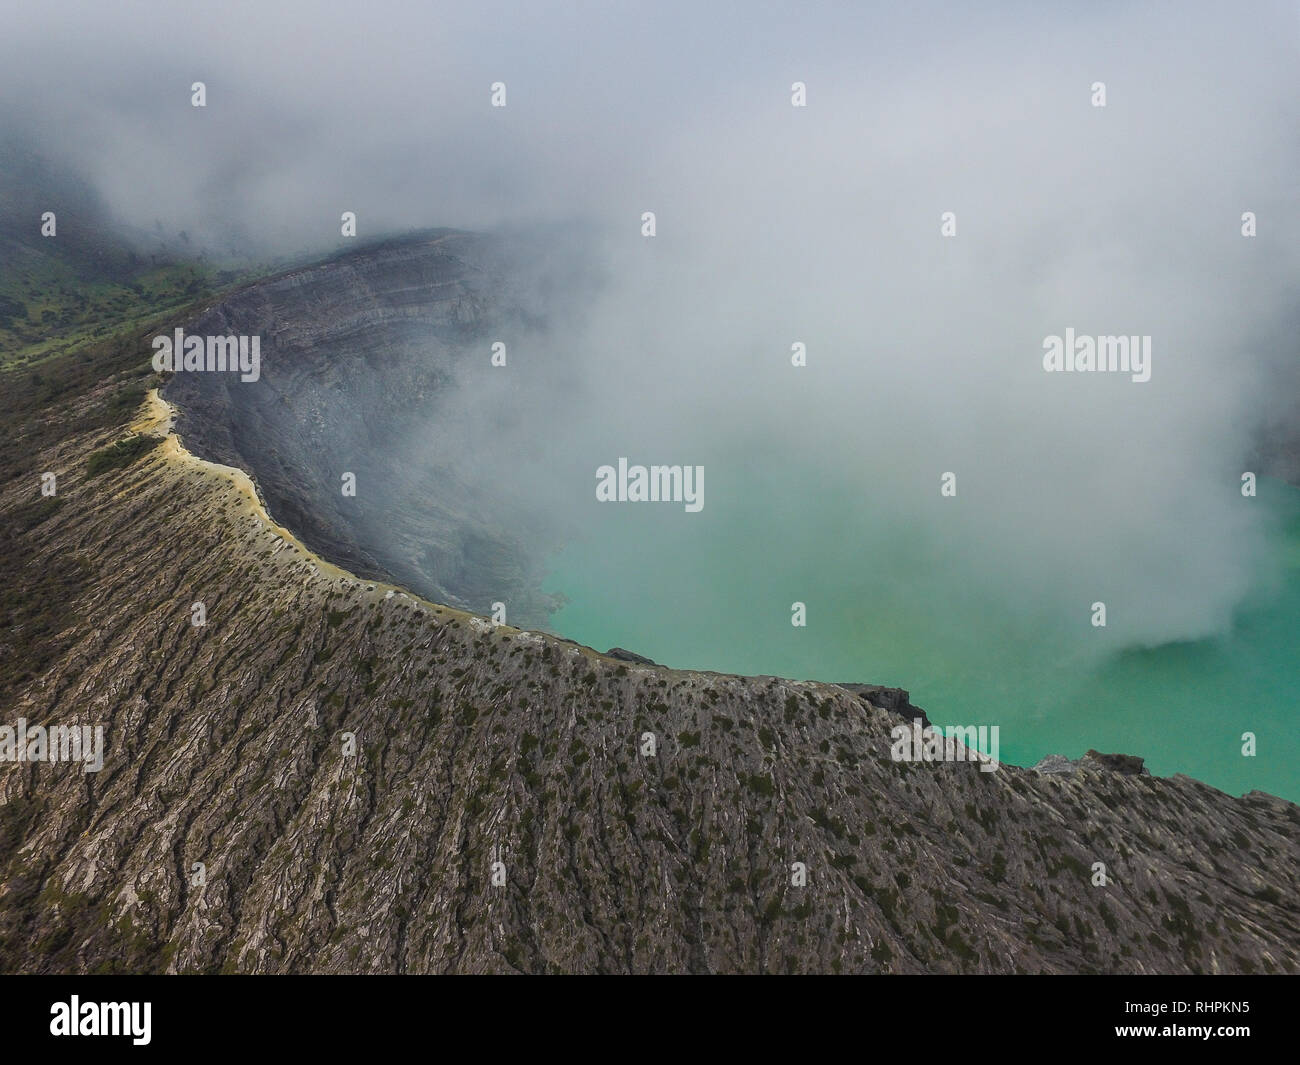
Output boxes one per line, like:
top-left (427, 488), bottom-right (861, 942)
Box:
top-left (544, 474), bottom-right (1300, 803)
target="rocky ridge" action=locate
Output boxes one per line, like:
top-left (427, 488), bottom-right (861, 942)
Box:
top-left (1, 236), bottom-right (1298, 974)
top-left (1, 371), bottom-right (1298, 973)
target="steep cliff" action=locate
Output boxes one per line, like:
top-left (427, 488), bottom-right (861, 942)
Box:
top-left (161, 230), bottom-right (583, 628)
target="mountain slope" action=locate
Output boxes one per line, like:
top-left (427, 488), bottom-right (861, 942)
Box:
top-left (1, 321), bottom-right (1297, 973)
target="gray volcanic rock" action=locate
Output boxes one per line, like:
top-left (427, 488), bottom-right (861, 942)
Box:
top-left (1032, 755), bottom-right (1079, 776)
top-left (606, 647), bottom-right (657, 666)
top-left (1083, 751), bottom-right (1150, 776)
top-left (836, 684), bottom-right (932, 729)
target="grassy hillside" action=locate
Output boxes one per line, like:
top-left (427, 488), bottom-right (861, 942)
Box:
top-left (0, 256), bottom-right (266, 369)
top-left (0, 139), bottom-right (269, 369)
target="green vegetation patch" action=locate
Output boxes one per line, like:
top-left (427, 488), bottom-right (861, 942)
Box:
top-left (86, 434), bottom-right (163, 477)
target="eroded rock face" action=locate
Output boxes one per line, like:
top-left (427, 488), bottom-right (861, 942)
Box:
top-left (2, 377), bottom-right (1299, 975)
top-left (835, 684), bottom-right (932, 729)
top-left (162, 231), bottom-right (585, 628)
top-left (1032, 755), bottom-right (1079, 776)
top-left (606, 647), bottom-right (657, 666)
top-left (1083, 751), bottom-right (1149, 776)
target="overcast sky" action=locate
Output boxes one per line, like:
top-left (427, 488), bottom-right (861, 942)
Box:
top-left (3, 1), bottom-right (1292, 251)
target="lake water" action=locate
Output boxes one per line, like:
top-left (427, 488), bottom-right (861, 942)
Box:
top-left (544, 473), bottom-right (1300, 802)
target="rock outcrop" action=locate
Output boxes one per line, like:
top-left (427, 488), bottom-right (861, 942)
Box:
top-left (1083, 751), bottom-right (1149, 777)
top-left (606, 647), bottom-right (657, 667)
